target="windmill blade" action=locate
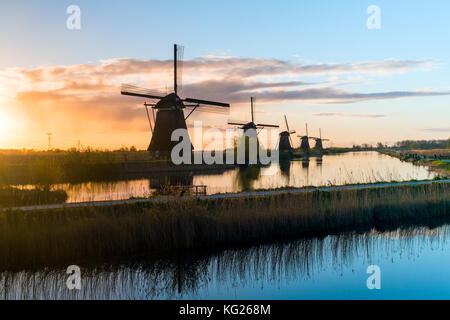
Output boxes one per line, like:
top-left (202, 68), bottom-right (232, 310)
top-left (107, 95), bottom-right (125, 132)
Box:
top-left (183, 97), bottom-right (230, 118)
top-left (184, 98), bottom-right (230, 108)
top-left (194, 105), bottom-right (230, 114)
top-left (121, 84), bottom-right (165, 100)
top-left (176, 44), bottom-right (184, 94)
top-left (256, 123), bottom-right (279, 128)
top-left (284, 115), bottom-right (290, 132)
top-left (228, 122), bottom-right (247, 126)
top-left (251, 97), bottom-right (255, 123)
top-left (184, 104), bottom-right (230, 116)
top-left (290, 130), bottom-right (296, 134)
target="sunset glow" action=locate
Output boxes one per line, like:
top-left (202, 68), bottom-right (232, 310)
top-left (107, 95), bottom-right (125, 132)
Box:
top-left (0, 1), bottom-right (449, 150)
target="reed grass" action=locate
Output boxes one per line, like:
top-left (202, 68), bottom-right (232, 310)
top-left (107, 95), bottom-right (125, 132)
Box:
top-left (0, 150), bottom-right (171, 185)
top-left (0, 187), bottom-right (68, 208)
top-left (0, 182), bottom-right (448, 270)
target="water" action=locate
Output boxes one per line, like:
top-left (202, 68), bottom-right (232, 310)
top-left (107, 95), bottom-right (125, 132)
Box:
top-left (2, 224), bottom-right (450, 300)
top-left (15, 152), bottom-right (437, 203)
top-left (1, 151), bottom-right (447, 300)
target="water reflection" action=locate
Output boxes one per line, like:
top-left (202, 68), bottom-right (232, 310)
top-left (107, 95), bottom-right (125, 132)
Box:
top-left (279, 160), bottom-right (291, 179)
top-left (315, 156), bottom-right (323, 167)
top-left (235, 166), bottom-right (261, 191)
top-left (2, 224), bottom-right (450, 300)
top-left (11, 152), bottom-right (438, 203)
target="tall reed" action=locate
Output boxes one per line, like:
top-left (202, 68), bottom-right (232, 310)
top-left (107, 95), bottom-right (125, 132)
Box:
top-left (0, 183), bottom-right (448, 270)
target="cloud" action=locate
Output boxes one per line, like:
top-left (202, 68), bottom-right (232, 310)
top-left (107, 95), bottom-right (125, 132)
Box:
top-left (16, 57), bottom-right (437, 84)
top-left (420, 127), bottom-right (450, 133)
top-left (312, 113), bottom-right (386, 119)
top-left (1, 55), bottom-right (447, 146)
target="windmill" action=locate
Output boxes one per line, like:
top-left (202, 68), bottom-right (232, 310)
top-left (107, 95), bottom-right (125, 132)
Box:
top-left (297, 123), bottom-right (312, 153)
top-left (311, 128), bottom-right (330, 151)
top-left (228, 97), bottom-right (279, 163)
top-left (121, 44), bottom-right (230, 159)
top-left (228, 97), bottom-right (279, 133)
top-left (279, 115), bottom-right (296, 153)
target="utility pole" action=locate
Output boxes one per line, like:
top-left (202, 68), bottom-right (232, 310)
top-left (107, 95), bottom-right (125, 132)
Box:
top-left (47, 132), bottom-right (52, 150)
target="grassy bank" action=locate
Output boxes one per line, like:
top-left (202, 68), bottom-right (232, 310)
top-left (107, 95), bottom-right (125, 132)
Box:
top-left (0, 187), bottom-right (68, 208)
top-left (0, 149), bottom-right (236, 185)
top-left (0, 182), bottom-right (448, 270)
top-left (380, 149), bottom-right (450, 176)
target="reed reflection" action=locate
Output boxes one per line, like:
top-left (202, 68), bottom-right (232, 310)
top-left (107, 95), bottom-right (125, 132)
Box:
top-left (1, 224), bottom-right (449, 300)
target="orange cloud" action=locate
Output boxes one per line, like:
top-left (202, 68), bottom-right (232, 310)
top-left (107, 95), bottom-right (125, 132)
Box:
top-left (0, 56), bottom-right (447, 149)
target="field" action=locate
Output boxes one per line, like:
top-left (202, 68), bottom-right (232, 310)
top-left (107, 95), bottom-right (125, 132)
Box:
top-left (1, 182), bottom-right (448, 270)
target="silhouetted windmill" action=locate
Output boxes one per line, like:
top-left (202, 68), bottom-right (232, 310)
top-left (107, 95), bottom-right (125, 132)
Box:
top-left (279, 115), bottom-right (296, 152)
top-left (121, 44), bottom-right (230, 159)
top-left (297, 123), bottom-right (312, 153)
top-left (228, 97), bottom-right (279, 133)
top-left (228, 97), bottom-right (278, 164)
top-left (311, 128), bottom-right (330, 151)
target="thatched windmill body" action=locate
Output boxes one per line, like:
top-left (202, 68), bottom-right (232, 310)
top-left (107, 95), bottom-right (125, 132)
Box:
top-left (228, 97), bottom-right (279, 163)
top-left (121, 44), bottom-right (230, 159)
top-left (279, 115), bottom-right (296, 152)
top-left (311, 128), bottom-right (330, 151)
top-left (297, 123), bottom-right (313, 153)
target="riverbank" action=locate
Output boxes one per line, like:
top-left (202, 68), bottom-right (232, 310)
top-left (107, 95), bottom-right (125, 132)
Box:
top-left (0, 186), bottom-right (68, 208)
top-left (0, 150), bottom-right (237, 185)
top-left (1, 181), bottom-right (448, 270)
top-left (380, 149), bottom-right (450, 177)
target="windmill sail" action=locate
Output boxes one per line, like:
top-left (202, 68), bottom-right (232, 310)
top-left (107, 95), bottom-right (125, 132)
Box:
top-left (121, 84), bottom-right (165, 100)
top-left (175, 44), bottom-right (184, 94)
top-left (184, 97), bottom-right (229, 107)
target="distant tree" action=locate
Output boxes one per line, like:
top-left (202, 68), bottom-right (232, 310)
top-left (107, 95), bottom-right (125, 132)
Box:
top-left (394, 139), bottom-right (447, 150)
top-left (447, 138), bottom-right (450, 149)
top-left (376, 142), bottom-right (384, 149)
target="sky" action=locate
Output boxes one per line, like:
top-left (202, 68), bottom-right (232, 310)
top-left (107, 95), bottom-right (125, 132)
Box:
top-left (0, 0), bottom-right (449, 150)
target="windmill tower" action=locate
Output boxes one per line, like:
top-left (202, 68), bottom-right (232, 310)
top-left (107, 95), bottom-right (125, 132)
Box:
top-left (121, 44), bottom-right (230, 159)
top-left (311, 128), bottom-right (330, 151)
top-left (279, 115), bottom-right (296, 153)
top-left (297, 123), bottom-right (312, 153)
top-left (228, 97), bottom-right (279, 163)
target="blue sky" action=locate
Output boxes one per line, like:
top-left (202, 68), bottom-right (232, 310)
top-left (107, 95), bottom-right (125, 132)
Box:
top-left (0, 0), bottom-right (449, 149)
top-left (2, 0), bottom-right (450, 66)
